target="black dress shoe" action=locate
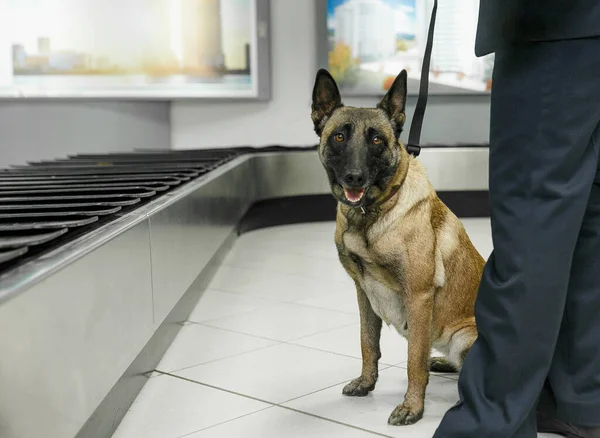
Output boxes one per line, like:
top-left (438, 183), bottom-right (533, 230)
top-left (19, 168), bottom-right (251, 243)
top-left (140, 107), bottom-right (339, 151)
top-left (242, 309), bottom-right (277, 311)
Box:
top-left (537, 410), bottom-right (600, 438)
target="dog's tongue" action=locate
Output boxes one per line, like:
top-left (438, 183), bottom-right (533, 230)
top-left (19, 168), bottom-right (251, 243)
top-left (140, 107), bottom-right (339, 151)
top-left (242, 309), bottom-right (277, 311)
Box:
top-left (344, 188), bottom-right (365, 203)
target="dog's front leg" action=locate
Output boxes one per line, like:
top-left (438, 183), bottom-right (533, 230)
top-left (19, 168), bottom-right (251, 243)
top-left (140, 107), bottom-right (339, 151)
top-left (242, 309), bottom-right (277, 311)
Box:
top-left (388, 289), bottom-right (434, 426)
top-left (343, 284), bottom-right (382, 397)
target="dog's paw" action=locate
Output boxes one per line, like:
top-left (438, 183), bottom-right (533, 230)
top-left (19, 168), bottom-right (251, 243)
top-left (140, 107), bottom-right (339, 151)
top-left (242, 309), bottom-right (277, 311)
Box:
top-left (342, 376), bottom-right (376, 397)
top-left (429, 356), bottom-right (458, 373)
top-left (387, 402), bottom-right (424, 426)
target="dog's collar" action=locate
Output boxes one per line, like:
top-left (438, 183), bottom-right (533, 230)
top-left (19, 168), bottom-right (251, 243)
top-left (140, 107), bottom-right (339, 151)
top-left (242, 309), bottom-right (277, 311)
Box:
top-left (357, 184), bottom-right (401, 215)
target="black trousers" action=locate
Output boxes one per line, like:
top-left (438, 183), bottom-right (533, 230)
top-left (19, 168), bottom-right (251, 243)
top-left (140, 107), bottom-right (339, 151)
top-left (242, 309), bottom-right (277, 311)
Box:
top-left (433, 37), bottom-right (600, 437)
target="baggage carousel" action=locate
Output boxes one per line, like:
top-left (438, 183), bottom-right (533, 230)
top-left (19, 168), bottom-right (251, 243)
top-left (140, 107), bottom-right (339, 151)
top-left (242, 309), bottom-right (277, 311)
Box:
top-left (0, 145), bottom-right (489, 438)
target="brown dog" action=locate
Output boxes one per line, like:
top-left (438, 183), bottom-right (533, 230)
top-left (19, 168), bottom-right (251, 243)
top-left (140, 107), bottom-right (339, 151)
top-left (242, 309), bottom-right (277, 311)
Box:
top-left (311, 69), bottom-right (485, 426)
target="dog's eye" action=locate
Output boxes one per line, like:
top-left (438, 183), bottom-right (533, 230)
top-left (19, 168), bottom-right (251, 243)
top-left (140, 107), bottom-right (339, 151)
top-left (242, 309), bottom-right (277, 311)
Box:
top-left (334, 133), bottom-right (345, 142)
top-left (372, 136), bottom-right (382, 145)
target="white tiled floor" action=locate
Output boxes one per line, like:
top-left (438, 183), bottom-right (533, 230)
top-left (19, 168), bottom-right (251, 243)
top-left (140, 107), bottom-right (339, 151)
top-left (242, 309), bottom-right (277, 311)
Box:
top-left (113, 219), bottom-right (559, 438)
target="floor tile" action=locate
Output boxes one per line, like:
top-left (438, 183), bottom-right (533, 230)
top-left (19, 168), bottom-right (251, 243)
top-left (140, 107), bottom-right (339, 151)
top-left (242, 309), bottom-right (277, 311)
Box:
top-left (186, 406), bottom-right (380, 437)
top-left (111, 374), bottom-right (269, 438)
top-left (188, 289), bottom-right (279, 323)
top-left (221, 247), bottom-right (351, 284)
top-left (156, 324), bottom-right (279, 373)
top-left (202, 302), bottom-right (358, 341)
top-left (296, 290), bottom-right (358, 315)
top-left (241, 223), bottom-right (337, 241)
top-left (175, 343), bottom-right (369, 404)
top-left (208, 265), bottom-right (351, 303)
top-left (292, 323), bottom-right (408, 366)
top-left (235, 243), bottom-right (340, 263)
top-left (235, 226), bottom-right (340, 262)
top-left (284, 366), bottom-right (458, 438)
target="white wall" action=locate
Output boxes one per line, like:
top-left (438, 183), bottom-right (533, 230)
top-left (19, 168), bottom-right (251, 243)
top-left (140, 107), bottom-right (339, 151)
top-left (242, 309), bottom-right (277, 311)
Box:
top-left (0, 101), bottom-right (170, 167)
top-left (172, 0), bottom-right (491, 150)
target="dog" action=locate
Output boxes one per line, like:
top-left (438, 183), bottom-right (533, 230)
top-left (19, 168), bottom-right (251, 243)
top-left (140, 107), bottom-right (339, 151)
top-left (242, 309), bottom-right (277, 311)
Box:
top-left (310, 68), bottom-right (485, 426)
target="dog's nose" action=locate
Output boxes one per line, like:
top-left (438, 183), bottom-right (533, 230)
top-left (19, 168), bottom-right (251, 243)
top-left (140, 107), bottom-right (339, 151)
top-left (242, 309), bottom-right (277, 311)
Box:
top-left (343, 171), bottom-right (366, 187)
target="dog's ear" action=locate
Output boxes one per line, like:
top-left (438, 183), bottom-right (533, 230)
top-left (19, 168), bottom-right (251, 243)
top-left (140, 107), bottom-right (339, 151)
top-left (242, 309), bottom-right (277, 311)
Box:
top-left (311, 69), bottom-right (343, 136)
top-left (377, 69), bottom-right (407, 134)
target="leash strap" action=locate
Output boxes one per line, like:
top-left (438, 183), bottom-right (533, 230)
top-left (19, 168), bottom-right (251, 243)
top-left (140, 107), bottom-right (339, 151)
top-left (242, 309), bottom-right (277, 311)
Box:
top-left (406, 0), bottom-right (438, 157)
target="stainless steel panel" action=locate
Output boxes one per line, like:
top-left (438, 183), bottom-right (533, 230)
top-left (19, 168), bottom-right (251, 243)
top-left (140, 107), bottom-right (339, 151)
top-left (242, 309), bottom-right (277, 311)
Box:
top-left (0, 219), bottom-right (153, 438)
top-left (419, 147), bottom-right (489, 191)
top-left (75, 232), bottom-right (238, 438)
top-left (252, 151), bottom-right (330, 200)
top-left (0, 213), bottom-right (150, 305)
top-left (148, 157), bottom-right (255, 327)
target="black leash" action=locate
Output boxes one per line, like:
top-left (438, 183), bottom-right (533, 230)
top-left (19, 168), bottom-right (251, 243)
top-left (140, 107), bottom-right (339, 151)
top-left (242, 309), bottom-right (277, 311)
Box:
top-left (406, 0), bottom-right (438, 158)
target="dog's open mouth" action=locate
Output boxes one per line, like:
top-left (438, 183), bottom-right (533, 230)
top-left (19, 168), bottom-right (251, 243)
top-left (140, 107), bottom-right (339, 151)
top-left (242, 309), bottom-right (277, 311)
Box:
top-left (343, 187), bottom-right (366, 204)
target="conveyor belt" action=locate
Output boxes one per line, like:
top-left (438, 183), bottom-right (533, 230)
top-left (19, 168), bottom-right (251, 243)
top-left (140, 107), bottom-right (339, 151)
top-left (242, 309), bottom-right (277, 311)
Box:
top-left (0, 147), bottom-right (263, 273)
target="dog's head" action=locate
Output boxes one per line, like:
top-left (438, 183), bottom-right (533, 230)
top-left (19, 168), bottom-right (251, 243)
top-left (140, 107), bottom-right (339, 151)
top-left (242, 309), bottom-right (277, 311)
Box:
top-left (311, 69), bottom-right (408, 208)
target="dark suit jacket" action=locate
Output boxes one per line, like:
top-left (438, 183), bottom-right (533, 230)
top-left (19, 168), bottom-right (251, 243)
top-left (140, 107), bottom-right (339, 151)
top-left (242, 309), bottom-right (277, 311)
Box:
top-left (475, 0), bottom-right (600, 56)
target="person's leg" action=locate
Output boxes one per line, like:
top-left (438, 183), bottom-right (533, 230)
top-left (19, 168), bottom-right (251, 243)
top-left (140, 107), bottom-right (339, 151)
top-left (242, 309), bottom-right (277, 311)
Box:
top-left (536, 129), bottom-right (600, 436)
top-left (544, 121), bottom-right (600, 427)
top-left (433, 37), bottom-right (600, 438)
